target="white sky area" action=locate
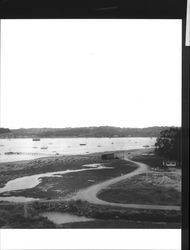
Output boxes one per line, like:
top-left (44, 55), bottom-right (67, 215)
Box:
top-left (0, 20), bottom-right (181, 129)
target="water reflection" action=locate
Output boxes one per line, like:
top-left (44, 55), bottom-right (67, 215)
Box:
top-left (41, 212), bottom-right (94, 224)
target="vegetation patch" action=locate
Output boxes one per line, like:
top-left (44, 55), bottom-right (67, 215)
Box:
top-left (98, 171), bottom-right (181, 206)
top-left (2, 159), bottom-right (136, 200)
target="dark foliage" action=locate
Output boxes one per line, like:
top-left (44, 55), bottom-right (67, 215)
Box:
top-left (155, 127), bottom-right (181, 161)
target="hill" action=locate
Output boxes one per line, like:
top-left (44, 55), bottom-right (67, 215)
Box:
top-left (0, 126), bottom-right (171, 138)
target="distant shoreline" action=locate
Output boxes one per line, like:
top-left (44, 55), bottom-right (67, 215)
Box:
top-left (0, 126), bottom-right (173, 138)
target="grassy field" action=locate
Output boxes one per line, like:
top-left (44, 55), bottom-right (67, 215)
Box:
top-left (98, 152), bottom-right (181, 206)
top-left (0, 204), bottom-right (55, 228)
top-left (98, 172), bottom-right (181, 205)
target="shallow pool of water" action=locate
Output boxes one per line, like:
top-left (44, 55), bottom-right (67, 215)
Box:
top-left (0, 163), bottom-right (109, 194)
top-left (41, 212), bottom-right (94, 224)
top-left (0, 196), bottom-right (39, 202)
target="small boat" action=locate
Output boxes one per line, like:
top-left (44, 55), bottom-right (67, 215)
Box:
top-left (32, 138), bottom-right (40, 141)
top-left (143, 145), bottom-right (150, 148)
top-left (4, 152), bottom-right (14, 155)
top-left (41, 146), bottom-right (48, 150)
top-left (80, 144), bottom-right (86, 146)
top-left (4, 152), bottom-right (21, 155)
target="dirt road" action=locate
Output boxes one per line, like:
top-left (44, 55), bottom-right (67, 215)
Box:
top-left (73, 152), bottom-right (180, 211)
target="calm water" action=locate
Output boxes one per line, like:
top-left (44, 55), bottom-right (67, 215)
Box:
top-left (0, 137), bottom-right (156, 163)
top-left (0, 196), bottom-right (39, 202)
top-left (41, 212), bottom-right (94, 224)
top-left (0, 163), bottom-right (111, 194)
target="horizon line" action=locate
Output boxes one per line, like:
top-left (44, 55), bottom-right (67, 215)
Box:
top-left (1, 125), bottom-right (181, 130)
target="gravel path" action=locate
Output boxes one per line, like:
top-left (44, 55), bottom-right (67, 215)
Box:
top-left (73, 152), bottom-right (180, 211)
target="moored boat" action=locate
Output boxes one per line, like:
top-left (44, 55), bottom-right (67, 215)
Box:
top-left (32, 138), bottom-right (40, 141)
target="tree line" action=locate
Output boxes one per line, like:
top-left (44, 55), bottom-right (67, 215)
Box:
top-left (0, 126), bottom-right (169, 138)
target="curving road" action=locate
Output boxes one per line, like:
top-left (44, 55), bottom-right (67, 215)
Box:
top-left (72, 152), bottom-right (180, 211)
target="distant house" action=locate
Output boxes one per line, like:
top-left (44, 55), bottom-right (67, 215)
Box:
top-left (101, 153), bottom-right (115, 160)
top-left (162, 160), bottom-right (178, 168)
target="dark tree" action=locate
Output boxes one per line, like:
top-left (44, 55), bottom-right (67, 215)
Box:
top-left (0, 128), bottom-right (10, 134)
top-left (155, 127), bottom-right (181, 160)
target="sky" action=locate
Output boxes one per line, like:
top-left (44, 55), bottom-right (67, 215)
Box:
top-left (0, 19), bottom-right (182, 129)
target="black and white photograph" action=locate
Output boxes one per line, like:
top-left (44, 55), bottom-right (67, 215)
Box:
top-left (0, 19), bottom-right (182, 230)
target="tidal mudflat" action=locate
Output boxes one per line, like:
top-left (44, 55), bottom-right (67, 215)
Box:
top-left (0, 152), bottom-right (136, 200)
top-left (0, 149), bottom-right (181, 228)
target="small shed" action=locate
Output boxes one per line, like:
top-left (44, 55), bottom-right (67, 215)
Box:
top-left (101, 153), bottom-right (115, 160)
